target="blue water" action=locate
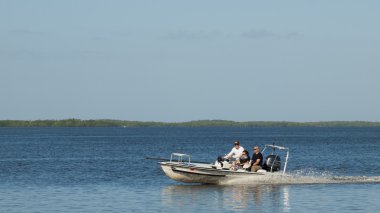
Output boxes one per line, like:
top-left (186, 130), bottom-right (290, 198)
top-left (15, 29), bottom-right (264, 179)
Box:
top-left (0, 127), bottom-right (379, 212)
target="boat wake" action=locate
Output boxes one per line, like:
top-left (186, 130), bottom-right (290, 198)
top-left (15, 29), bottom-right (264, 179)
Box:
top-left (221, 170), bottom-right (380, 185)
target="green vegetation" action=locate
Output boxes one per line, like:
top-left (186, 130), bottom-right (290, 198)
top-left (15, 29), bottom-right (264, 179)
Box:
top-left (0, 119), bottom-right (379, 127)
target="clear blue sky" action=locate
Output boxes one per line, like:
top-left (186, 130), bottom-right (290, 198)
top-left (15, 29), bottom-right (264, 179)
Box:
top-left (1, 0), bottom-right (379, 122)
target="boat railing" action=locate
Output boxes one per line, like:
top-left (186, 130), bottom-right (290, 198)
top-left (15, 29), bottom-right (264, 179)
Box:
top-left (170, 153), bottom-right (191, 164)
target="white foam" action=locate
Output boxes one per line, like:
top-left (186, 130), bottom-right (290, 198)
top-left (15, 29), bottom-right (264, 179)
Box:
top-left (219, 170), bottom-right (380, 185)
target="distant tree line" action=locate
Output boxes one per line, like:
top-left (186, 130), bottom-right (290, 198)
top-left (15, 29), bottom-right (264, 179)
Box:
top-left (0, 119), bottom-right (379, 127)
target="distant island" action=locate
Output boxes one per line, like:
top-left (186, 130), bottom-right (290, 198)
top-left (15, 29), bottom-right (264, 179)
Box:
top-left (0, 119), bottom-right (379, 127)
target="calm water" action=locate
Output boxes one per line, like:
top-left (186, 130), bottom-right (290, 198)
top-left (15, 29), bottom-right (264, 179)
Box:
top-left (0, 127), bottom-right (379, 212)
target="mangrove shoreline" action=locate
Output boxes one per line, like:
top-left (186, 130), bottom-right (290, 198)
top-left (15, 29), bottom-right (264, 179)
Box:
top-left (0, 119), bottom-right (380, 127)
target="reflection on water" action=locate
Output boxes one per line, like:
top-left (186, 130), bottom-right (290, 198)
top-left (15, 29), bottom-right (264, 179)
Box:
top-left (283, 186), bottom-right (290, 212)
top-left (161, 184), bottom-right (291, 212)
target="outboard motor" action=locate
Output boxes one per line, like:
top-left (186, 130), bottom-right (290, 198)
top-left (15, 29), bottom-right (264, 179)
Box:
top-left (263, 155), bottom-right (281, 172)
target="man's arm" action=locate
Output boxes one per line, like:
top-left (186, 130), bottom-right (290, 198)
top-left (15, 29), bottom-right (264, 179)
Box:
top-left (224, 148), bottom-right (234, 158)
top-left (253, 158), bottom-right (261, 165)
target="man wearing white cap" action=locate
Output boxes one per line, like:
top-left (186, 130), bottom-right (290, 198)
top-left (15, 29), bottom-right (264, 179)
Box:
top-left (224, 140), bottom-right (244, 160)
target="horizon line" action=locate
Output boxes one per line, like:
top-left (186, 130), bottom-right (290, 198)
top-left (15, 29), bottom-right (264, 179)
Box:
top-left (0, 119), bottom-right (380, 123)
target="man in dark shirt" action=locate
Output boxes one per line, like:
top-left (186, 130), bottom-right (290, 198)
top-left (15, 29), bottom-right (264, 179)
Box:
top-left (251, 146), bottom-right (263, 172)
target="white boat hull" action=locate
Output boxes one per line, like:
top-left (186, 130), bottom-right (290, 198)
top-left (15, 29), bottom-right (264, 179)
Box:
top-left (160, 162), bottom-right (281, 185)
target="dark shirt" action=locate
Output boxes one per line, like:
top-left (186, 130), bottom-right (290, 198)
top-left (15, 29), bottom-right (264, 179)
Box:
top-left (252, 152), bottom-right (263, 166)
top-left (239, 155), bottom-right (250, 164)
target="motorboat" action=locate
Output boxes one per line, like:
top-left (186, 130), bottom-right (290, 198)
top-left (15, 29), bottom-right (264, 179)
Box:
top-left (159, 144), bottom-right (289, 184)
